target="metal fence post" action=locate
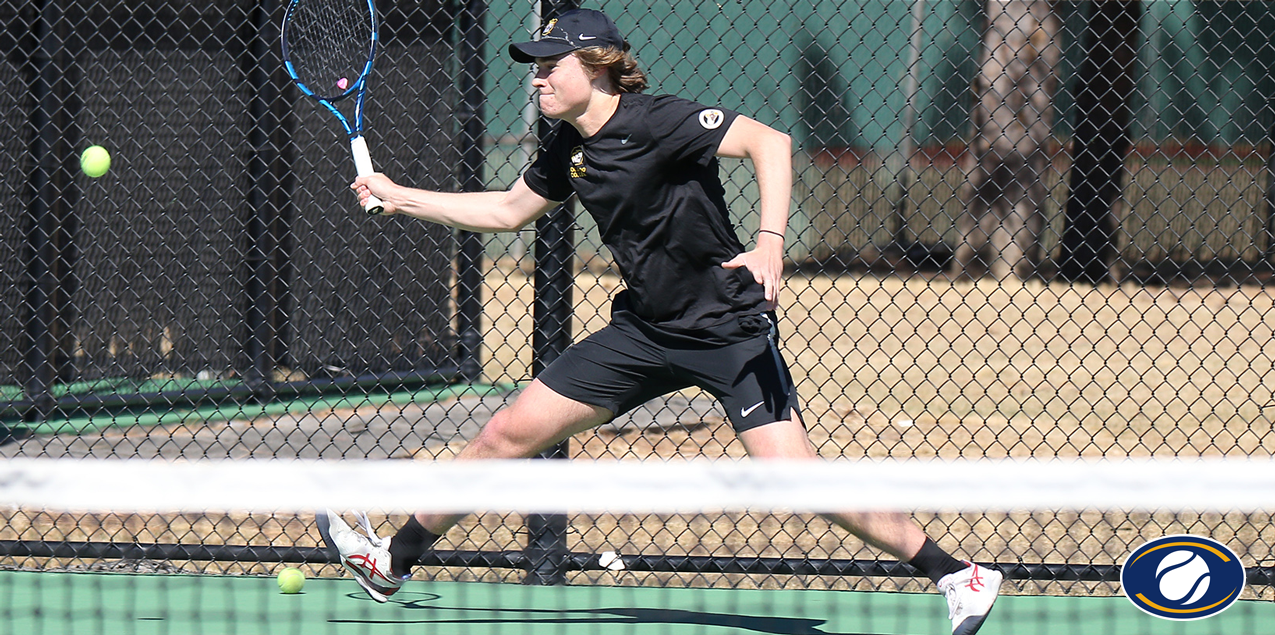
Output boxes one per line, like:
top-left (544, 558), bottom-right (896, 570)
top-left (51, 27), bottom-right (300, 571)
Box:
top-left (25, 0), bottom-right (79, 422)
top-left (1058, 0), bottom-right (1141, 284)
top-left (525, 0), bottom-right (578, 587)
top-left (1263, 114), bottom-right (1275, 268)
top-left (456, 0), bottom-right (488, 383)
top-left (245, 0), bottom-right (282, 397)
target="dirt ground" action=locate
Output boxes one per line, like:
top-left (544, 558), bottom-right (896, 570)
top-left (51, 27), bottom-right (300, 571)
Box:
top-left (482, 261), bottom-right (1275, 460)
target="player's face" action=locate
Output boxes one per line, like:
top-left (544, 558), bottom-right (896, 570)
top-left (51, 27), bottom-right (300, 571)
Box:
top-left (532, 53), bottom-right (594, 121)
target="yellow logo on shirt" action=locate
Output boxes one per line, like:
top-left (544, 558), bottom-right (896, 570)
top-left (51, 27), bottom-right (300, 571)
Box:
top-left (569, 145), bottom-right (586, 178)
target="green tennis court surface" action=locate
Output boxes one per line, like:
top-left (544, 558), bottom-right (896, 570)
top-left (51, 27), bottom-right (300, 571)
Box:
top-left (3, 570), bottom-right (1270, 635)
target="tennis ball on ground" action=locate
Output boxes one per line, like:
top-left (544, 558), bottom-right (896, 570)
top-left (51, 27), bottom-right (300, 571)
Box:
top-left (277, 567), bottom-right (306, 594)
top-left (80, 145), bottom-right (111, 178)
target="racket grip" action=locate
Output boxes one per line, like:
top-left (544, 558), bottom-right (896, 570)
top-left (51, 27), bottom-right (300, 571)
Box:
top-left (350, 136), bottom-right (385, 215)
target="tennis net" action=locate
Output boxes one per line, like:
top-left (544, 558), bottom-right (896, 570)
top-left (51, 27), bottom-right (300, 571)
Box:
top-left (2, 457), bottom-right (1274, 634)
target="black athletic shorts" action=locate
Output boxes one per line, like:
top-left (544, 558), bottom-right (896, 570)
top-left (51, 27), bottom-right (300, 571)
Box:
top-left (536, 313), bottom-right (800, 432)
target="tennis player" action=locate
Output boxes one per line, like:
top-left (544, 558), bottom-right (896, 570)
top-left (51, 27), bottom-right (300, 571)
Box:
top-left (324, 9), bottom-right (1000, 634)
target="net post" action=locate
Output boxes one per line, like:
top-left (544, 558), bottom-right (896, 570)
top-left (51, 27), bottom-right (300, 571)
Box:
top-left (524, 0), bottom-right (580, 587)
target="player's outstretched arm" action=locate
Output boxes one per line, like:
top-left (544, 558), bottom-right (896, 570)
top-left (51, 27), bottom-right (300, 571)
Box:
top-left (717, 116), bottom-right (793, 306)
top-left (352, 174), bottom-right (557, 233)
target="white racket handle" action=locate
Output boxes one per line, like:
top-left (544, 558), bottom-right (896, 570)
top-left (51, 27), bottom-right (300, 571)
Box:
top-left (350, 136), bottom-right (385, 215)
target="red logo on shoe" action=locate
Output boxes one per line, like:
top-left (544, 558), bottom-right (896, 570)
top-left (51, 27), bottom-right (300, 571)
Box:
top-left (966, 565), bottom-right (985, 592)
top-left (346, 553), bottom-right (397, 584)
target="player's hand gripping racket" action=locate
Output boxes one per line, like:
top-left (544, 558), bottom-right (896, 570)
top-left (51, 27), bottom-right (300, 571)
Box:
top-left (281, 0), bottom-right (384, 215)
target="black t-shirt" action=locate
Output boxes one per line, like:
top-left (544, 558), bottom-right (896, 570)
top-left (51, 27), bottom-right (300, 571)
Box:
top-left (522, 93), bottom-right (768, 345)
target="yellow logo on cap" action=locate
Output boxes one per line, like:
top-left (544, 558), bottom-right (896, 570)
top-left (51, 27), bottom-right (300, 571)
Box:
top-left (542, 18), bottom-right (558, 37)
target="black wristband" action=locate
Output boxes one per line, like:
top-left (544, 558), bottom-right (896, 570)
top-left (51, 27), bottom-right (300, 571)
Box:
top-left (759, 229), bottom-right (784, 240)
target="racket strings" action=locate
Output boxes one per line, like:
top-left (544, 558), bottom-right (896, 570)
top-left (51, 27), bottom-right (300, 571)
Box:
top-left (285, 0), bottom-right (373, 100)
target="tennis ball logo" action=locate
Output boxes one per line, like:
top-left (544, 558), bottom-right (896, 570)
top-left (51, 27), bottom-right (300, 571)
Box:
top-left (1155, 550), bottom-right (1210, 604)
top-left (1121, 534), bottom-right (1245, 621)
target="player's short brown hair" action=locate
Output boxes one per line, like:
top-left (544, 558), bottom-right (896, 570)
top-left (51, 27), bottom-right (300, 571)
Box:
top-left (576, 46), bottom-right (648, 94)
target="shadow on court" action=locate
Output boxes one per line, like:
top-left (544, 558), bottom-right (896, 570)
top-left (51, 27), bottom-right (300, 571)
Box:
top-left (335, 601), bottom-right (871, 635)
top-left (315, 588), bottom-right (885, 635)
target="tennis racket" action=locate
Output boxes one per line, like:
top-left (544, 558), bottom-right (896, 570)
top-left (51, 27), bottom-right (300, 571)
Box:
top-left (281, 0), bottom-right (384, 215)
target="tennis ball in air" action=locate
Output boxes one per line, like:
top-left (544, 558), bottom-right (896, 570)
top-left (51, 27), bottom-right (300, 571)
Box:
top-left (80, 145), bottom-right (111, 178)
top-left (277, 567), bottom-right (306, 594)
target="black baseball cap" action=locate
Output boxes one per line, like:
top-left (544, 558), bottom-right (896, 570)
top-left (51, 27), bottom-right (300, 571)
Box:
top-left (509, 9), bottom-right (626, 63)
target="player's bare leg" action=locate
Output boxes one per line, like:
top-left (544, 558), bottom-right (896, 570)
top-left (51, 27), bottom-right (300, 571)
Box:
top-left (737, 418), bottom-right (926, 559)
top-left (738, 418), bottom-right (1002, 635)
top-left (415, 379), bottom-right (613, 534)
top-left (320, 380), bottom-right (612, 602)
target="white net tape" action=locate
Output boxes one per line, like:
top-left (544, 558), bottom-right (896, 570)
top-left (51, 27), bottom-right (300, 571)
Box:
top-left (2, 457), bottom-right (1273, 514)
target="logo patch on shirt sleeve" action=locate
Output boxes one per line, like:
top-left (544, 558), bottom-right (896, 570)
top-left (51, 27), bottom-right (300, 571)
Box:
top-left (569, 145), bottom-right (586, 178)
top-left (698, 109), bottom-right (724, 130)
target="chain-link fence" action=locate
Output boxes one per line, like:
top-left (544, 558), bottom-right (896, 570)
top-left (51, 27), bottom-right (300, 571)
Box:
top-left (3, 0), bottom-right (1274, 598)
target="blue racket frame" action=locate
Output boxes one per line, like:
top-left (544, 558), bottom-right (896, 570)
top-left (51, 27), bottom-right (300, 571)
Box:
top-left (280, 0), bottom-right (379, 140)
top-left (281, 0), bottom-right (385, 214)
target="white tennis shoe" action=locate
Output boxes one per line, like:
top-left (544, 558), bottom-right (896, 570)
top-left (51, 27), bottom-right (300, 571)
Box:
top-left (937, 562), bottom-right (1003, 635)
top-left (316, 509), bottom-right (408, 603)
